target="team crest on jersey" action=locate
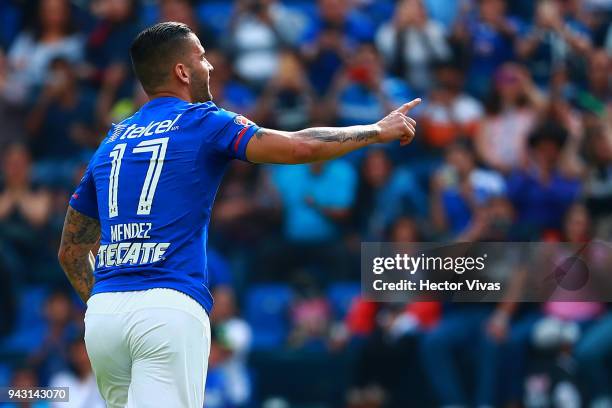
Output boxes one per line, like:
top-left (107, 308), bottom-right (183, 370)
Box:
top-left (234, 115), bottom-right (253, 127)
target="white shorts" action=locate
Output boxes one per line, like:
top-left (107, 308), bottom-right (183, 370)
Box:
top-left (84, 288), bottom-right (211, 408)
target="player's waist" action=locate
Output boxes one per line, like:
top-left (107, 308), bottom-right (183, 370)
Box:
top-left (86, 287), bottom-right (209, 326)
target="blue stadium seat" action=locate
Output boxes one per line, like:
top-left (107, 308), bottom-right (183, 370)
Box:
top-left (244, 284), bottom-right (293, 350)
top-left (0, 286), bottom-right (48, 355)
top-left (17, 286), bottom-right (48, 328)
top-left (0, 363), bottom-right (12, 387)
top-left (327, 282), bottom-right (360, 319)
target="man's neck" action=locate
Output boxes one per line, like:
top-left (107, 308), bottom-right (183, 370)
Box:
top-left (148, 90), bottom-right (191, 103)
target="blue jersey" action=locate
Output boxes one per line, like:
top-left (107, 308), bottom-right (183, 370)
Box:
top-left (69, 96), bottom-right (259, 313)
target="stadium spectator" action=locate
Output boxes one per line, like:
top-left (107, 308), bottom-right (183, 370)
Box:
top-left (49, 338), bottom-right (105, 408)
top-left (212, 161), bottom-right (280, 254)
top-left (205, 335), bottom-right (242, 408)
top-left (420, 63), bottom-right (484, 149)
top-left (288, 274), bottom-right (332, 351)
top-left (226, 0), bottom-right (307, 86)
top-left (0, 0), bottom-right (610, 405)
top-left (209, 286), bottom-right (253, 406)
top-left (388, 215), bottom-right (422, 243)
top-left (501, 203), bottom-right (605, 407)
top-left (159, 0), bottom-right (217, 50)
top-left (507, 120), bottom-right (581, 238)
top-left (29, 291), bottom-right (80, 386)
top-left (545, 94), bottom-right (585, 178)
top-left (95, 73), bottom-right (148, 129)
top-left (577, 49), bottom-right (611, 116)
top-left (5, 0), bottom-right (82, 104)
top-left (575, 311), bottom-right (612, 408)
top-left (0, 48), bottom-right (28, 147)
top-left (301, 22), bottom-right (350, 97)
top-left (26, 57), bottom-right (96, 180)
top-left (4, 366), bottom-right (49, 408)
top-left (255, 51), bottom-right (314, 131)
top-left (375, 0), bottom-right (452, 92)
top-left (267, 160), bottom-right (357, 281)
top-left (453, 0), bottom-right (523, 98)
top-left (354, 149), bottom-right (426, 240)
top-left (84, 0), bottom-right (140, 100)
top-left (420, 303), bottom-right (501, 407)
top-left (423, 0), bottom-right (461, 30)
top-left (430, 140), bottom-right (506, 238)
top-left (329, 43), bottom-right (413, 132)
top-left (517, 0), bottom-right (592, 87)
top-left (307, 0), bottom-right (376, 45)
top-left (0, 144), bottom-right (51, 281)
top-left (583, 122), bottom-right (612, 238)
top-left (475, 64), bottom-right (543, 173)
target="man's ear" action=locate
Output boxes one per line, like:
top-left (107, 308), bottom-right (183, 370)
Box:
top-left (174, 63), bottom-right (189, 85)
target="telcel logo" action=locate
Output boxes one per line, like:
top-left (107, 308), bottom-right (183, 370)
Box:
top-left (109, 114), bottom-right (182, 142)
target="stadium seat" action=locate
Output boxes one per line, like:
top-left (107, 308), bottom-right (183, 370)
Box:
top-left (327, 282), bottom-right (360, 319)
top-left (244, 284), bottom-right (293, 350)
top-left (0, 286), bottom-right (48, 355)
top-left (0, 363), bottom-right (12, 387)
top-left (17, 286), bottom-right (48, 328)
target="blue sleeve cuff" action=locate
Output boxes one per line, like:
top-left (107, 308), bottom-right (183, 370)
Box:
top-left (233, 125), bottom-right (260, 162)
top-left (68, 200), bottom-right (99, 220)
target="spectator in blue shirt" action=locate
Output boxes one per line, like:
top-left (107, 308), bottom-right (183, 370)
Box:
top-left (272, 160), bottom-right (357, 243)
top-left (431, 140), bottom-right (506, 238)
top-left (507, 120), bottom-right (581, 238)
top-left (268, 160), bottom-right (357, 281)
top-left (331, 43), bottom-right (414, 128)
top-left (355, 149), bottom-right (427, 240)
top-left (453, 0), bottom-right (523, 98)
top-left (302, 0), bottom-right (376, 45)
top-left (516, 0), bottom-right (592, 87)
top-left (423, 0), bottom-right (461, 30)
top-left (301, 22), bottom-right (350, 97)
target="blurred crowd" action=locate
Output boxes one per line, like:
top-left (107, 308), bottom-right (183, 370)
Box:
top-left (0, 0), bottom-right (611, 406)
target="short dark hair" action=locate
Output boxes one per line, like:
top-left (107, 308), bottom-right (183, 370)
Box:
top-left (528, 120), bottom-right (568, 150)
top-left (130, 22), bottom-right (194, 93)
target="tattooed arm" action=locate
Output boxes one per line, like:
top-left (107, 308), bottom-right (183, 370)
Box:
top-left (246, 99), bottom-right (421, 164)
top-left (58, 206), bottom-right (100, 303)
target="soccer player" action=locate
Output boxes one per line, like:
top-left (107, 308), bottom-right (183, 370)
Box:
top-left (58, 22), bottom-right (420, 408)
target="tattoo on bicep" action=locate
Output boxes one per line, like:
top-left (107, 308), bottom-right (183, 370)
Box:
top-left (62, 207), bottom-right (100, 246)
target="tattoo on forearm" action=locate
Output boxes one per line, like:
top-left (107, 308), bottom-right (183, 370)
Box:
top-left (58, 207), bottom-right (100, 302)
top-left (255, 126), bottom-right (378, 144)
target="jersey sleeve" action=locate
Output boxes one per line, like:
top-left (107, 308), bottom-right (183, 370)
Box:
top-left (69, 165), bottom-right (99, 219)
top-left (206, 108), bottom-right (260, 162)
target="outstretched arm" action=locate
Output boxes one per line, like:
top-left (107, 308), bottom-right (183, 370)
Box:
top-left (246, 98), bottom-right (421, 164)
top-left (58, 206), bottom-right (100, 303)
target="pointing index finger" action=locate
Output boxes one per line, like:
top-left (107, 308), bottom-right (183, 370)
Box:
top-left (395, 98), bottom-right (422, 115)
